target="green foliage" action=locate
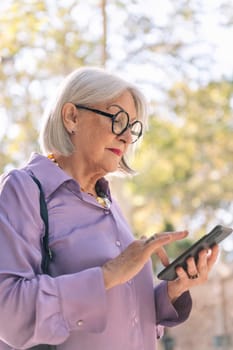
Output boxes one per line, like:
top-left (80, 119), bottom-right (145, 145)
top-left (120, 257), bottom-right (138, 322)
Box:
top-left (0, 0), bottom-right (232, 254)
top-left (127, 80), bottom-right (233, 236)
top-left (0, 0), bottom-right (102, 170)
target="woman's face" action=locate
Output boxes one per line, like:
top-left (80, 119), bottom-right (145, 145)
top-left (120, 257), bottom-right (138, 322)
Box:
top-left (72, 90), bottom-right (137, 175)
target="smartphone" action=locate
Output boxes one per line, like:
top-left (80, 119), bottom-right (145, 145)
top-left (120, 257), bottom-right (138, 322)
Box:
top-left (157, 225), bottom-right (233, 281)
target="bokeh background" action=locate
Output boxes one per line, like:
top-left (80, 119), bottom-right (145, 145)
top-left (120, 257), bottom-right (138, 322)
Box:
top-left (0, 1), bottom-right (233, 349)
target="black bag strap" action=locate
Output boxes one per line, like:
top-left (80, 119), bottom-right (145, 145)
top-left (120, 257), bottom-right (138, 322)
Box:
top-left (30, 175), bottom-right (53, 274)
top-left (27, 176), bottom-right (55, 349)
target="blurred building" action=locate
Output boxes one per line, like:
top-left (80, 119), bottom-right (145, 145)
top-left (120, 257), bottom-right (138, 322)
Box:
top-left (158, 261), bottom-right (233, 350)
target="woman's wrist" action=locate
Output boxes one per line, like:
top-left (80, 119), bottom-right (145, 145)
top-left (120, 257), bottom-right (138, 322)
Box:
top-left (167, 281), bottom-right (187, 304)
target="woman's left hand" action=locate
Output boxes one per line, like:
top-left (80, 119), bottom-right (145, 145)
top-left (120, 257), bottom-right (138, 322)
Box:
top-left (167, 244), bottom-right (219, 303)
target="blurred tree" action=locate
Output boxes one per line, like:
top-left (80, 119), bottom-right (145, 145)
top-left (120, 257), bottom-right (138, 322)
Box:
top-left (108, 0), bottom-right (233, 92)
top-left (0, 0), bottom-right (104, 169)
top-left (105, 0), bottom-right (233, 240)
top-left (127, 79), bottom-right (233, 243)
top-left (0, 0), bottom-right (232, 246)
top-left (101, 0), bottom-right (107, 66)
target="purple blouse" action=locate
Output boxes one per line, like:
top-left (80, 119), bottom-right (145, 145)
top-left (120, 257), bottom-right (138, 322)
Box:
top-left (0, 153), bottom-right (192, 350)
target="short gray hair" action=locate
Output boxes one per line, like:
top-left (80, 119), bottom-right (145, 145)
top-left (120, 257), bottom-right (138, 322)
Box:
top-left (40, 66), bottom-right (148, 174)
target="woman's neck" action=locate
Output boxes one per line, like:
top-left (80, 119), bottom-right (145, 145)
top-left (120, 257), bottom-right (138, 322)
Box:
top-left (49, 153), bottom-right (103, 195)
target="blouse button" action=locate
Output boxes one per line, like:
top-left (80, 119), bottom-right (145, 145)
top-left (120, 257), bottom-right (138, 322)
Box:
top-left (77, 320), bottom-right (84, 327)
top-left (115, 240), bottom-right (121, 247)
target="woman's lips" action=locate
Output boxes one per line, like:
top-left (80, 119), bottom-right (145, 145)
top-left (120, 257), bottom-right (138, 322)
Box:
top-left (107, 148), bottom-right (122, 156)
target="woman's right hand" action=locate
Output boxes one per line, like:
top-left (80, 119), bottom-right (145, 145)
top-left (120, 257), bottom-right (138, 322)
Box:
top-left (102, 230), bottom-right (188, 290)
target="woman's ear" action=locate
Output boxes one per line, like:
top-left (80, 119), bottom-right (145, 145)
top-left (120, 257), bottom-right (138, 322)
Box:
top-left (62, 103), bottom-right (78, 134)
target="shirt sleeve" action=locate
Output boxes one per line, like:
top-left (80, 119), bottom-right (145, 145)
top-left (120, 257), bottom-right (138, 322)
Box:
top-left (0, 171), bottom-right (107, 348)
top-left (154, 281), bottom-right (192, 327)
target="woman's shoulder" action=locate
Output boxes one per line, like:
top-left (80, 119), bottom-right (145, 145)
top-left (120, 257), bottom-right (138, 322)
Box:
top-left (0, 153), bottom-right (47, 191)
top-left (1, 167), bottom-right (27, 185)
top-left (0, 167), bottom-right (37, 198)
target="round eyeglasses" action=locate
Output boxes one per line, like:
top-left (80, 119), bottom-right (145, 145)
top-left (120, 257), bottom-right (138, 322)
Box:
top-left (75, 104), bottom-right (143, 143)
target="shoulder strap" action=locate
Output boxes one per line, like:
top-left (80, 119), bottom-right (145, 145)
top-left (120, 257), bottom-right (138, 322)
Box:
top-left (30, 175), bottom-right (53, 274)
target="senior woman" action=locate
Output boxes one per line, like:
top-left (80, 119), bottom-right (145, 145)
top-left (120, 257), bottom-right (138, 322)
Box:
top-left (0, 67), bottom-right (218, 350)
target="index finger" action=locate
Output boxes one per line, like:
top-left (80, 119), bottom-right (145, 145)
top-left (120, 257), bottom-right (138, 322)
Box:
top-left (144, 230), bottom-right (188, 246)
top-left (155, 246), bottom-right (170, 266)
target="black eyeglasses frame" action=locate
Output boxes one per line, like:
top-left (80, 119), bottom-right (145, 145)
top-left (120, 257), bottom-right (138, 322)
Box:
top-left (74, 104), bottom-right (143, 143)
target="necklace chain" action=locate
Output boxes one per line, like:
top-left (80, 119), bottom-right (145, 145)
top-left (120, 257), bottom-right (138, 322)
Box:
top-left (80, 187), bottom-right (111, 209)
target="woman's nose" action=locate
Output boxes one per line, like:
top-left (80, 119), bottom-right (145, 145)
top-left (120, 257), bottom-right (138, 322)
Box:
top-left (118, 127), bottom-right (132, 144)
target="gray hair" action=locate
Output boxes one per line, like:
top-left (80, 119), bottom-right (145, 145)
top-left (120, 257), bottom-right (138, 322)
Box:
top-left (40, 66), bottom-right (148, 174)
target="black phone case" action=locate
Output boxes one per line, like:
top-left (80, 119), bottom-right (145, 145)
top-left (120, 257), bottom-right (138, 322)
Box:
top-left (157, 225), bottom-right (233, 281)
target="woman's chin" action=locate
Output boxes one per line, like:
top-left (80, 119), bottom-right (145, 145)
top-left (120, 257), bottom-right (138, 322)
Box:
top-left (104, 162), bottom-right (120, 174)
